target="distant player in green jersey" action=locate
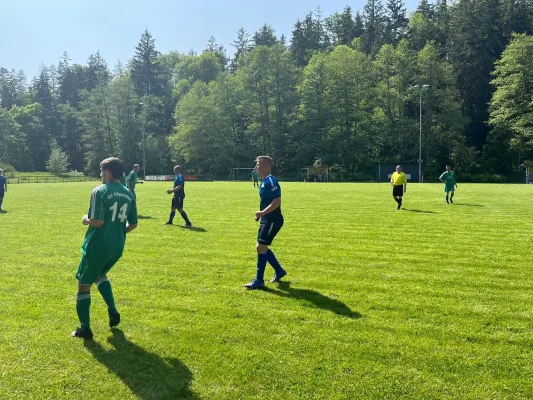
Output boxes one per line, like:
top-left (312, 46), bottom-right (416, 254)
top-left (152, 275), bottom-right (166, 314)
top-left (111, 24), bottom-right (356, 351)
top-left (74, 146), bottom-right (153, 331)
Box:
top-left (126, 164), bottom-right (143, 200)
top-left (120, 172), bottom-right (127, 187)
top-left (0, 169), bottom-right (7, 211)
top-left (72, 157), bottom-right (138, 339)
top-left (439, 165), bottom-right (457, 204)
top-left (252, 170), bottom-right (259, 188)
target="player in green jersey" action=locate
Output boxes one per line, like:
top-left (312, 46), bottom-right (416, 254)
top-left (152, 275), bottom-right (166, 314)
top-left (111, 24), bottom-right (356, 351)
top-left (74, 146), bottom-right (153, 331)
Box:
top-left (439, 165), bottom-right (457, 204)
top-left (126, 164), bottom-right (143, 200)
top-left (72, 157), bottom-right (138, 339)
top-left (120, 172), bottom-right (127, 187)
top-left (252, 170), bottom-right (259, 188)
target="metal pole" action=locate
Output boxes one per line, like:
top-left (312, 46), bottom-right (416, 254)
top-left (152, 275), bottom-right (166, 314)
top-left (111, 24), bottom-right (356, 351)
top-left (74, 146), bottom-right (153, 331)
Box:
top-left (142, 101), bottom-right (146, 180)
top-left (419, 86), bottom-right (422, 183)
top-left (142, 125), bottom-right (146, 180)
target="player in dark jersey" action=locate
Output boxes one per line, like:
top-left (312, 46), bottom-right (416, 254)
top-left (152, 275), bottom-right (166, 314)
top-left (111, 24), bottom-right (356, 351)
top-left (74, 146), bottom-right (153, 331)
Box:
top-left (245, 156), bottom-right (286, 289)
top-left (72, 157), bottom-right (138, 339)
top-left (0, 169), bottom-right (7, 211)
top-left (165, 165), bottom-right (192, 227)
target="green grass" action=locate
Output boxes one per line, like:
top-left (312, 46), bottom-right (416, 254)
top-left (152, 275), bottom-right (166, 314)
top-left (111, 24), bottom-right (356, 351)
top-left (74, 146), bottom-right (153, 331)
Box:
top-left (1, 181), bottom-right (532, 399)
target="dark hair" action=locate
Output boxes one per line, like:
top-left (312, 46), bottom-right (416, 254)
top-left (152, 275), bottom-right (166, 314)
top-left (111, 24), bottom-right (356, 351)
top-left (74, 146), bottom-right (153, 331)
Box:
top-left (100, 157), bottom-right (124, 179)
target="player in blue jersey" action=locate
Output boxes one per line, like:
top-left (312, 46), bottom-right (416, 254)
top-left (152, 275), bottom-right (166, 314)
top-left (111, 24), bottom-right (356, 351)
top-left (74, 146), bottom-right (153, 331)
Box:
top-left (0, 169), bottom-right (7, 211)
top-left (245, 156), bottom-right (286, 289)
top-left (165, 165), bottom-right (192, 227)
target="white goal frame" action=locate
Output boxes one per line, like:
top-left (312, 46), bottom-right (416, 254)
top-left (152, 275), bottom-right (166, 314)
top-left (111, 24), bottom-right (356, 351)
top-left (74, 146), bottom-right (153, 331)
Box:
top-left (228, 168), bottom-right (256, 181)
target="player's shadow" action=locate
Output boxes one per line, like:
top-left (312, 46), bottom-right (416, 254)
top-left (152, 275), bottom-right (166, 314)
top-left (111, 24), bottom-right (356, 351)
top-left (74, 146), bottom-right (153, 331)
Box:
top-left (138, 215), bottom-right (156, 220)
top-left (178, 226), bottom-right (207, 233)
top-left (265, 282), bottom-right (361, 319)
top-left (402, 208), bottom-right (437, 214)
top-left (453, 203), bottom-right (485, 207)
top-left (84, 329), bottom-right (198, 400)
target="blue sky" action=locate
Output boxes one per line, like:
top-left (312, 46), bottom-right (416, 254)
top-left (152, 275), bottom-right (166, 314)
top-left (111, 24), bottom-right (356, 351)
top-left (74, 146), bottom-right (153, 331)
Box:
top-left (1, 0), bottom-right (420, 79)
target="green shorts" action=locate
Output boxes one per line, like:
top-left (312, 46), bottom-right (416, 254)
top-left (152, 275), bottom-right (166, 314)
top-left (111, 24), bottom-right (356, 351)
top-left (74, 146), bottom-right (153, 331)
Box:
top-left (76, 254), bottom-right (121, 285)
top-left (444, 184), bottom-right (455, 192)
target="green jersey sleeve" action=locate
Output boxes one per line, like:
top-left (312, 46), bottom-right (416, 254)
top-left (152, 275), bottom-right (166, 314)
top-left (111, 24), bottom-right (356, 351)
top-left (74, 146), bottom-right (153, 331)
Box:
top-left (88, 186), bottom-right (105, 220)
top-left (439, 172), bottom-right (446, 180)
top-left (128, 199), bottom-right (139, 225)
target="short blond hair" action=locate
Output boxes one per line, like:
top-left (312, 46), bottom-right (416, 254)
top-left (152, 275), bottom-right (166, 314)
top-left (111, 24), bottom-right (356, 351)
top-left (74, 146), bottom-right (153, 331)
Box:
top-left (174, 165), bottom-right (182, 172)
top-left (256, 156), bottom-right (273, 166)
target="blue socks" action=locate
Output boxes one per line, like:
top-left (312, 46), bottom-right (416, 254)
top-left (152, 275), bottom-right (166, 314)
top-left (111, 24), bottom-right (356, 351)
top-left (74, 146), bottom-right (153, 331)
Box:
top-left (169, 210), bottom-right (176, 223)
top-left (267, 250), bottom-right (284, 275)
top-left (180, 210), bottom-right (190, 224)
top-left (255, 254), bottom-right (268, 282)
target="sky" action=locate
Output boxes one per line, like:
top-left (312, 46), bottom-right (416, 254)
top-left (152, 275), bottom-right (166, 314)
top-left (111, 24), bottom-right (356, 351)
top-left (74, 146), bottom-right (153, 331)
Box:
top-left (1, 0), bottom-right (420, 79)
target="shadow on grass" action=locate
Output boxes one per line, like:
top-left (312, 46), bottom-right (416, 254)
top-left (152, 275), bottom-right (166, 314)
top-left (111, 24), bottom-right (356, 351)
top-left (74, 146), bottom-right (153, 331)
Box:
top-left (138, 215), bottom-right (156, 220)
top-left (85, 329), bottom-right (198, 400)
top-left (264, 282), bottom-right (362, 319)
top-left (402, 208), bottom-right (437, 214)
top-left (453, 203), bottom-right (485, 207)
top-left (178, 225), bottom-right (207, 233)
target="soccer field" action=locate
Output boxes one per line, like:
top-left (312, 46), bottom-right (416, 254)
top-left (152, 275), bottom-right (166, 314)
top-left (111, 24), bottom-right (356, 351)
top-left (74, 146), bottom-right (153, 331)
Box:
top-left (1, 181), bottom-right (532, 399)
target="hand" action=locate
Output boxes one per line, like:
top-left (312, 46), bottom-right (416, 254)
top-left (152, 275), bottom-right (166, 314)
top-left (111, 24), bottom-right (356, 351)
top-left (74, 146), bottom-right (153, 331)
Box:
top-left (403, 189), bottom-right (407, 194)
top-left (255, 211), bottom-right (263, 221)
top-left (139, 181), bottom-right (144, 185)
top-left (167, 189), bottom-right (173, 194)
top-left (82, 215), bottom-right (89, 225)
top-left (455, 184), bottom-right (458, 188)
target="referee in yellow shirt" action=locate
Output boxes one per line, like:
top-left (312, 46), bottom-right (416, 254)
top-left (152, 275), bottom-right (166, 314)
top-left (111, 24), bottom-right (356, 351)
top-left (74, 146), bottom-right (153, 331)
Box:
top-left (390, 165), bottom-right (407, 210)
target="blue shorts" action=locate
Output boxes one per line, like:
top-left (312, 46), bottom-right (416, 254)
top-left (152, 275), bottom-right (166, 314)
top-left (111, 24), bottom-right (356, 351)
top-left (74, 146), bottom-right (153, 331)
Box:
top-left (257, 217), bottom-right (284, 246)
top-left (172, 196), bottom-right (184, 209)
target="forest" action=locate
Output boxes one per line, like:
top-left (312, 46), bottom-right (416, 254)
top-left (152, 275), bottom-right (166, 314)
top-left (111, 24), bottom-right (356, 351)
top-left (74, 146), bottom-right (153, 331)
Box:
top-left (1, 0), bottom-right (533, 181)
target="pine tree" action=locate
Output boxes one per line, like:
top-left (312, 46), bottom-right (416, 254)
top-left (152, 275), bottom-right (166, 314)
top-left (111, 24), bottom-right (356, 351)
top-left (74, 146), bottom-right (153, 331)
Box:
top-left (231, 28), bottom-right (252, 72)
top-left (131, 29), bottom-right (163, 96)
top-left (253, 24), bottom-right (278, 47)
top-left (385, 0), bottom-right (409, 44)
top-left (362, 0), bottom-right (387, 56)
top-left (291, 20), bottom-right (308, 67)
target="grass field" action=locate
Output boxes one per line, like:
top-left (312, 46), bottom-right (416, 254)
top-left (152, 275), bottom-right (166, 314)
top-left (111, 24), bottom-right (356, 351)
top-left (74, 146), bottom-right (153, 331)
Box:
top-left (1, 181), bottom-right (532, 399)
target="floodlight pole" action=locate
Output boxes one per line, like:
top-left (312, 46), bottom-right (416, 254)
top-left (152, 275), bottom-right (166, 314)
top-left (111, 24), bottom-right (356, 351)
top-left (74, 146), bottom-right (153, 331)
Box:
top-left (140, 100), bottom-right (146, 180)
top-left (416, 84), bottom-right (429, 183)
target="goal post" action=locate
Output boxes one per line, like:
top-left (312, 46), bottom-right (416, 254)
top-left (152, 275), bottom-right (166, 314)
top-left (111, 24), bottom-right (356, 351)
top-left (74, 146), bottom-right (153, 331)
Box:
top-left (229, 168), bottom-right (256, 181)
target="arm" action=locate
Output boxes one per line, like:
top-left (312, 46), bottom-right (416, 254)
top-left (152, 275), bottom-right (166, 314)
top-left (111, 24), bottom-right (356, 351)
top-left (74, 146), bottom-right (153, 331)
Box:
top-left (255, 197), bottom-right (281, 221)
top-left (4, 180), bottom-right (6, 192)
top-left (82, 215), bottom-right (104, 228)
top-left (439, 172), bottom-right (445, 183)
top-left (167, 184), bottom-right (183, 194)
top-left (126, 224), bottom-right (138, 233)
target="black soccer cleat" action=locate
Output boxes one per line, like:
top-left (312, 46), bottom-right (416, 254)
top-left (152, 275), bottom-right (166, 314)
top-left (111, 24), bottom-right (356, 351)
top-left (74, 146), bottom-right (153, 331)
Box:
top-left (186, 221), bottom-right (192, 227)
top-left (450, 198), bottom-right (454, 204)
top-left (164, 221), bottom-right (173, 225)
top-left (71, 327), bottom-right (94, 340)
top-left (109, 310), bottom-right (121, 328)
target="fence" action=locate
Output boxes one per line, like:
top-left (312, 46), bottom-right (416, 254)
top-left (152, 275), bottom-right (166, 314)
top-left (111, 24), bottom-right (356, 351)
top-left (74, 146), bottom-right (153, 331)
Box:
top-left (7, 176), bottom-right (99, 184)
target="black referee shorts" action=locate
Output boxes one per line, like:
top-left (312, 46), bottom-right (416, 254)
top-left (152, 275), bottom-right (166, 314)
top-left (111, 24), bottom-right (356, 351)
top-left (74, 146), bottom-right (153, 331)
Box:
top-left (393, 185), bottom-right (404, 197)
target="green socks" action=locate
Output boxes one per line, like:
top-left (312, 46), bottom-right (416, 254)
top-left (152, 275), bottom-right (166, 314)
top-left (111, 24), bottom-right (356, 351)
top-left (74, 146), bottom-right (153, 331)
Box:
top-left (97, 278), bottom-right (117, 313)
top-left (76, 292), bottom-right (91, 332)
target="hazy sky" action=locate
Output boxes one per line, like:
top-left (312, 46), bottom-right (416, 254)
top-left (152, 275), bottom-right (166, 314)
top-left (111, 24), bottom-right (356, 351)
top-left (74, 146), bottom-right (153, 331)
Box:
top-left (1, 0), bottom-right (420, 79)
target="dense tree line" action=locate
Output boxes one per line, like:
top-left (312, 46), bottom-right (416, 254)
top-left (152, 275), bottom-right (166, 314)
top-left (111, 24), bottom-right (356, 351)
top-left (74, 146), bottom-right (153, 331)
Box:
top-left (1, 0), bottom-right (533, 180)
